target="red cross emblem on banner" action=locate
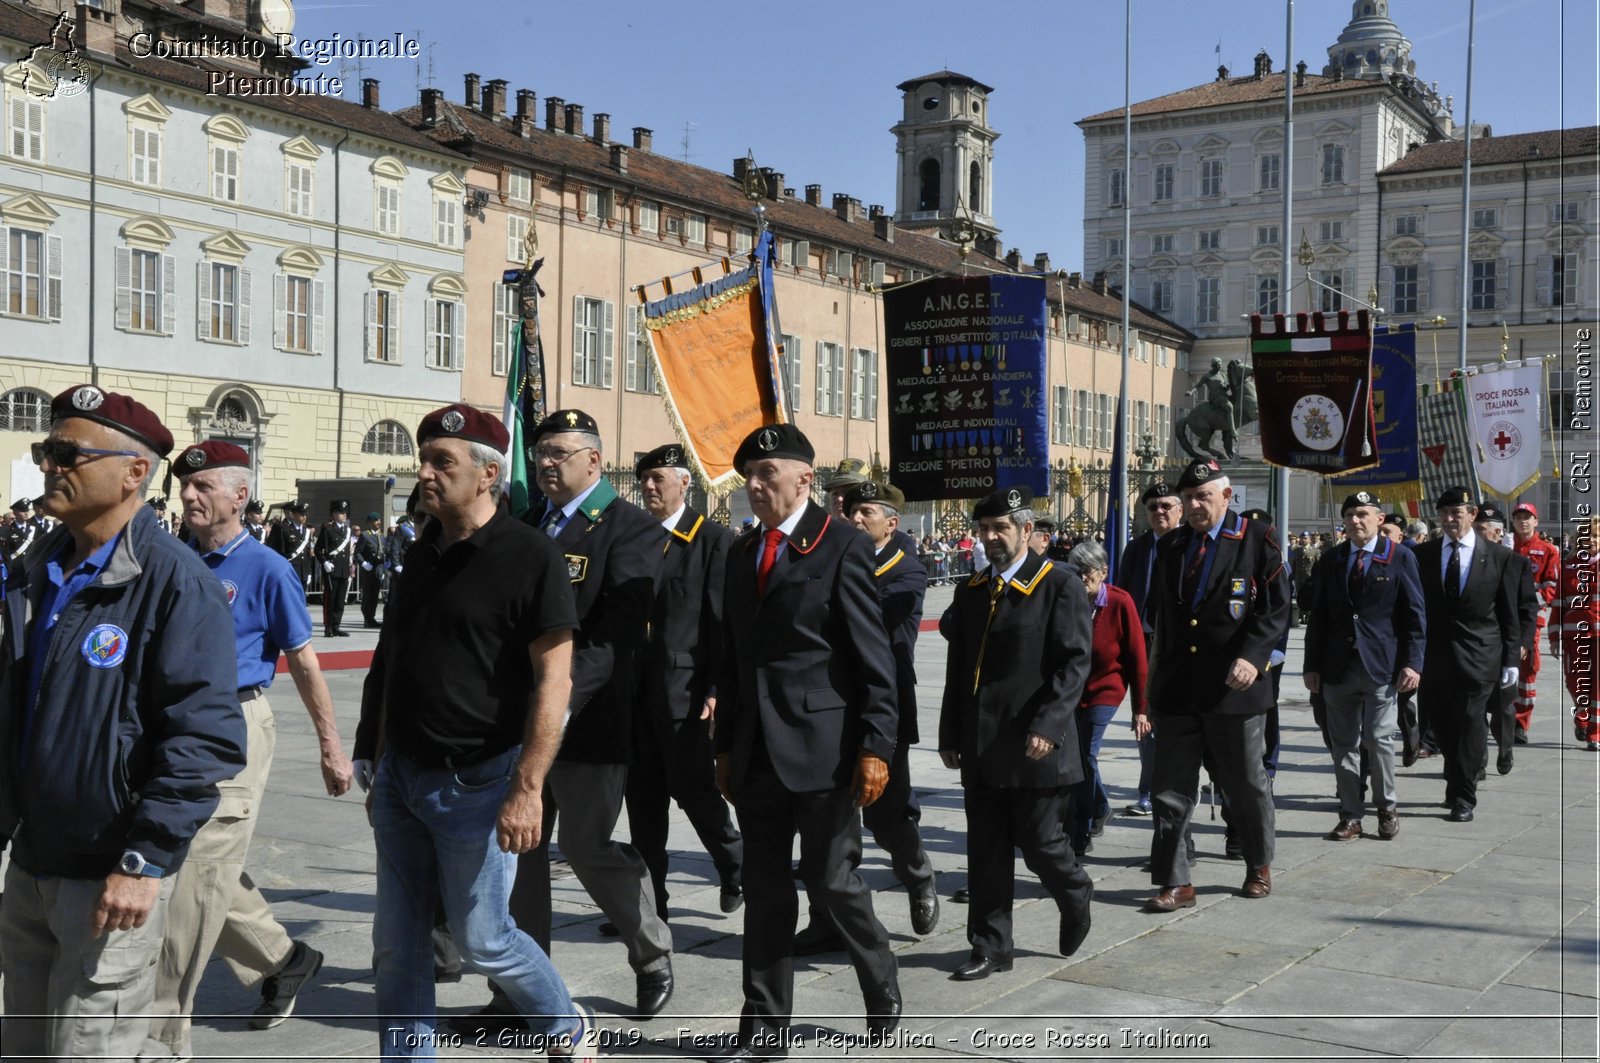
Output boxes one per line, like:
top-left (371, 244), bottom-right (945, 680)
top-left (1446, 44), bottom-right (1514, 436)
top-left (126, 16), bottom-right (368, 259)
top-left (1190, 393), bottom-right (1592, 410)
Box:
top-left (1492, 429), bottom-right (1514, 454)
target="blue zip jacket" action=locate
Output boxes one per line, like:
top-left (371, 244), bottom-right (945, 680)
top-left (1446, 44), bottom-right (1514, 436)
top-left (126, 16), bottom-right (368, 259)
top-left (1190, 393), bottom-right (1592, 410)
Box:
top-left (0, 505), bottom-right (245, 878)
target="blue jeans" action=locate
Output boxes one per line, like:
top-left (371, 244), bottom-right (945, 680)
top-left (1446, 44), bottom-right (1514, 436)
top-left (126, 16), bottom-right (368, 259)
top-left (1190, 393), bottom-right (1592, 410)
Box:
top-left (372, 749), bottom-right (577, 1060)
top-left (1069, 704), bottom-right (1120, 838)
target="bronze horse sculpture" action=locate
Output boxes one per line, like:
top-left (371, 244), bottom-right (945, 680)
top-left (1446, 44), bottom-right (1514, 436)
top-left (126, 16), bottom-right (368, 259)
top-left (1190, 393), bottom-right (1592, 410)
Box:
top-left (1176, 358), bottom-right (1257, 462)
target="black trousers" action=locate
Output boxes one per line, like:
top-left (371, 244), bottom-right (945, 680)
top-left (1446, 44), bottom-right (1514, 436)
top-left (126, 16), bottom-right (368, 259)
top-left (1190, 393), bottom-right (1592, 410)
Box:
top-left (625, 707), bottom-right (744, 917)
top-left (732, 747), bottom-right (895, 1043)
top-left (321, 575), bottom-right (349, 633)
top-left (963, 783), bottom-right (1092, 959)
top-left (1150, 712), bottom-right (1275, 886)
top-left (359, 569), bottom-right (383, 624)
top-left (1489, 681), bottom-right (1519, 753)
top-left (1424, 677), bottom-right (1494, 809)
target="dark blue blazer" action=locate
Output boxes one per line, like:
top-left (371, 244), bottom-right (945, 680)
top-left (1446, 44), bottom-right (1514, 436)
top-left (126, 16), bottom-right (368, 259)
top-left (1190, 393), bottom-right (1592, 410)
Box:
top-left (1303, 536), bottom-right (1426, 686)
top-left (1116, 529), bottom-right (1163, 639)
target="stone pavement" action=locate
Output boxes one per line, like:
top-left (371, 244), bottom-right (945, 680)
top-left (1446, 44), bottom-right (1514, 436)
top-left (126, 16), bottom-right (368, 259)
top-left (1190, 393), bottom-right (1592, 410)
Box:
top-left (11, 585), bottom-right (1598, 1061)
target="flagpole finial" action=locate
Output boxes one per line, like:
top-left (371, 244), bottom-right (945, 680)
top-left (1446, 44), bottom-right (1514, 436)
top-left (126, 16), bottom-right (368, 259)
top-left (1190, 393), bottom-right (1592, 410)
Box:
top-left (1499, 322), bottom-right (1510, 362)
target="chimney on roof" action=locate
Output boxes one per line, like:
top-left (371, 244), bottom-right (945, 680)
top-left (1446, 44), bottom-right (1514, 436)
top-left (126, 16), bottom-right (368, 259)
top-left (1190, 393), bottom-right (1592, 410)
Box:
top-left (74, 0), bottom-right (116, 56)
top-left (1005, 248), bottom-right (1023, 271)
top-left (421, 88), bottom-right (443, 127)
top-left (632, 127), bottom-right (652, 151)
top-left (545, 96), bottom-right (565, 132)
top-left (361, 78), bottom-right (380, 110)
top-left (1295, 60), bottom-right (1308, 88)
top-left (1034, 252), bottom-right (1052, 273)
top-left (977, 234), bottom-right (1002, 258)
top-left (464, 73), bottom-right (480, 109)
top-left (514, 90), bottom-right (536, 137)
top-left (1068, 271), bottom-right (1081, 288)
top-left (1253, 50), bottom-right (1272, 79)
top-left (1216, 64), bottom-right (1229, 81)
top-left (805, 184), bottom-right (823, 207)
top-left (610, 144), bottom-right (628, 174)
top-left (833, 193), bottom-right (861, 222)
top-left (1091, 271), bottom-right (1107, 293)
top-left (874, 213), bottom-right (895, 243)
top-left (762, 170), bottom-right (784, 200)
top-left (733, 156), bottom-right (752, 183)
top-left (564, 103), bottom-right (583, 136)
top-left (484, 79), bottom-right (508, 118)
top-left (593, 113), bottom-right (610, 145)
top-left (784, 188), bottom-right (795, 198)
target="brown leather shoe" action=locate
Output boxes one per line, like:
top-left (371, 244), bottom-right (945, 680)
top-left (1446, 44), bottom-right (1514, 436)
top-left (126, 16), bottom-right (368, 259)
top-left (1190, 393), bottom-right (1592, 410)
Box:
top-left (1141, 885), bottom-right (1196, 913)
top-left (1377, 810), bottom-right (1400, 840)
top-left (1326, 818), bottom-right (1362, 841)
top-left (1240, 866), bottom-right (1271, 898)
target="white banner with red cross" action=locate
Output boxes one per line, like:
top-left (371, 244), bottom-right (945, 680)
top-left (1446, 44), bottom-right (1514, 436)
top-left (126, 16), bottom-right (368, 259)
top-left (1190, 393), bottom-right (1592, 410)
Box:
top-left (1464, 359), bottom-right (1545, 499)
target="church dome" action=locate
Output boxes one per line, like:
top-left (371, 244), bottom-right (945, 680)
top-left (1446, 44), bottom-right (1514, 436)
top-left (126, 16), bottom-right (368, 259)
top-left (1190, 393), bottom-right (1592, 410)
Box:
top-left (1324, 1), bottom-right (1415, 80)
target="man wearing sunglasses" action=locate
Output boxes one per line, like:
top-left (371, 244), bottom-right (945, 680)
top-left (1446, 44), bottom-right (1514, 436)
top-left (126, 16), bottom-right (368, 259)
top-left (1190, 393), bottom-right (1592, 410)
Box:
top-left (1114, 481), bottom-right (1179, 817)
top-left (0, 385), bottom-right (245, 1061)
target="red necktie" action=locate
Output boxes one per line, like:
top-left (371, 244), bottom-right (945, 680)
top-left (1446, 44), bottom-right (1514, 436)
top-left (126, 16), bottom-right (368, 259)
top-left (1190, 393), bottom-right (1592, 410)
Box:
top-left (757, 528), bottom-right (784, 595)
top-left (1182, 534), bottom-right (1209, 605)
top-left (1348, 547), bottom-right (1368, 604)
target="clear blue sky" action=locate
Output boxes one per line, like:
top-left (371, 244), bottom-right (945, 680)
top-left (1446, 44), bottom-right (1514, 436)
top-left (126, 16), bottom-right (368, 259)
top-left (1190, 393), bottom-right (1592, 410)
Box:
top-left (296, 0), bottom-right (1596, 267)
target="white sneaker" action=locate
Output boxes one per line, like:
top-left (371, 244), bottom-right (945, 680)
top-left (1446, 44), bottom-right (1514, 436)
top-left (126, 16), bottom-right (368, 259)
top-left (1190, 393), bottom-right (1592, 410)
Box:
top-left (548, 1003), bottom-right (598, 1062)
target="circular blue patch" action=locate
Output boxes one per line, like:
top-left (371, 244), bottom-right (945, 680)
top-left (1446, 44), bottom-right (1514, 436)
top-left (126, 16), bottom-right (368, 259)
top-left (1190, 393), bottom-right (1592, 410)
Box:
top-left (82, 624), bottom-right (129, 669)
top-left (220, 579), bottom-right (238, 606)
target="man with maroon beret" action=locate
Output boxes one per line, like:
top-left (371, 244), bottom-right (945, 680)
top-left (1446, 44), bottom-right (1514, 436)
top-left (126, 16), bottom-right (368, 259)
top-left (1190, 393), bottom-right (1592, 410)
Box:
top-left (0, 385), bottom-right (245, 1060)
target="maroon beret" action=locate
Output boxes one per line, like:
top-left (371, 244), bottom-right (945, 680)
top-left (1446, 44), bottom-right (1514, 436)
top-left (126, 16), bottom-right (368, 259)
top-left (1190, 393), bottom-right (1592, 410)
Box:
top-left (51, 385), bottom-right (174, 457)
top-left (174, 440), bottom-right (251, 476)
top-left (417, 404), bottom-right (510, 453)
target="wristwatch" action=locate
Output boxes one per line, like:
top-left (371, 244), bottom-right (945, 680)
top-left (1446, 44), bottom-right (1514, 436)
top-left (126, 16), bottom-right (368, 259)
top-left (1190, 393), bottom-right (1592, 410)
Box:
top-left (118, 850), bottom-right (165, 878)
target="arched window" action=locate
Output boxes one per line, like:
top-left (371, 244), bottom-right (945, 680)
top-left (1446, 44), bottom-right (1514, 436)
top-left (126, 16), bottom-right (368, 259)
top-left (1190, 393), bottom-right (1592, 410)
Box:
top-left (0, 387), bottom-right (52, 432)
top-left (917, 158), bottom-right (940, 212)
top-left (969, 162), bottom-right (983, 213)
top-left (362, 420), bottom-right (414, 456)
top-left (216, 397), bottom-right (247, 423)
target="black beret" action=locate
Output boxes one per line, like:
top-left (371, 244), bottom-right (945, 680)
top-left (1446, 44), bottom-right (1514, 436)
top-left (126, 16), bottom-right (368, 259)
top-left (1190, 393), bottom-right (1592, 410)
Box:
top-left (1476, 501), bottom-right (1507, 526)
top-left (636, 443), bottom-right (691, 479)
top-left (1435, 485), bottom-right (1477, 509)
top-left (842, 479), bottom-right (905, 514)
top-left (823, 458), bottom-right (871, 490)
top-left (532, 408), bottom-right (600, 441)
top-left (245, 499), bottom-right (264, 514)
top-left (1341, 490), bottom-right (1381, 514)
top-left (366, 511), bottom-right (382, 522)
top-left (418, 403), bottom-right (511, 453)
top-left (1176, 459), bottom-right (1222, 491)
top-left (973, 485), bottom-right (1034, 521)
top-left (1240, 508), bottom-right (1273, 525)
top-left (1381, 512), bottom-right (1405, 529)
top-left (10, 498), bottom-right (30, 513)
top-left (1139, 481), bottom-right (1178, 504)
top-left (174, 440), bottom-right (251, 476)
top-left (733, 422), bottom-right (815, 471)
top-left (51, 384), bottom-right (174, 457)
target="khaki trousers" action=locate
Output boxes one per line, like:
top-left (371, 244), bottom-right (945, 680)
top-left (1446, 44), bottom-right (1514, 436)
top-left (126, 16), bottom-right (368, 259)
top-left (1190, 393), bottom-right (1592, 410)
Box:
top-left (148, 690), bottom-right (295, 1055)
top-left (0, 863), bottom-right (174, 1062)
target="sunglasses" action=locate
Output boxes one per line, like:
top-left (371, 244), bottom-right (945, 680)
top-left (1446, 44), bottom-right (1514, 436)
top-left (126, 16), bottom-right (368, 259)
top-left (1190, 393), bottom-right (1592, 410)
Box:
top-left (1146, 501), bottom-right (1177, 512)
top-left (32, 440), bottom-right (143, 469)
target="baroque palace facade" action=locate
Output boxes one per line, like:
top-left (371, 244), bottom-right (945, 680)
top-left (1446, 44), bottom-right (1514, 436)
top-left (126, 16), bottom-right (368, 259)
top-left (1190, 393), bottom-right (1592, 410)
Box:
top-left (2, 0), bottom-right (1194, 513)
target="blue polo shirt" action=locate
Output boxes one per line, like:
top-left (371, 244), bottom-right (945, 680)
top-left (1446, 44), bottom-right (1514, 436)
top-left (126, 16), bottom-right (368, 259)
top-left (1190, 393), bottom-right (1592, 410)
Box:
top-left (193, 529), bottom-right (313, 689)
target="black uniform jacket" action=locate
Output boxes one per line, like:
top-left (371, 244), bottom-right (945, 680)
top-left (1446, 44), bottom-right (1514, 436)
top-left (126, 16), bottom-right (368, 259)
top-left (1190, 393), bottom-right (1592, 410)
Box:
top-left (714, 501), bottom-right (899, 793)
top-left (938, 550), bottom-right (1092, 789)
top-left (313, 520), bottom-right (357, 578)
top-left (1303, 535), bottom-right (1426, 686)
top-left (1146, 510), bottom-right (1291, 715)
top-left (641, 506), bottom-right (732, 729)
top-left (1413, 535), bottom-right (1522, 685)
top-left (540, 478), bottom-right (665, 763)
top-left (875, 528), bottom-right (927, 746)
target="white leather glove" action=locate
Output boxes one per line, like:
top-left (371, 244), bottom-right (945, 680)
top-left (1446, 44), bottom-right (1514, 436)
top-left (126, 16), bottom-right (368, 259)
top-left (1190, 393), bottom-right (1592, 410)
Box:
top-left (394, 565), bottom-right (403, 574)
top-left (323, 560), bottom-right (334, 572)
top-left (1499, 666), bottom-right (1519, 688)
top-left (360, 560), bottom-right (373, 571)
top-left (353, 759), bottom-right (374, 793)
top-left (1268, 649), bottom-right (1286, 669)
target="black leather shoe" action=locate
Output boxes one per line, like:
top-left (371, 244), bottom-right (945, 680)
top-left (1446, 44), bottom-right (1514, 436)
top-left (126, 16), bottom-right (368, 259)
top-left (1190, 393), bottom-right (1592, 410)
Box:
top-left (863, 979), bottom-right (901, 1036)
top-left (792, 921), bottom-right (844, 956)
top-left (634, 962), bottom-right (673, 1020)
top-left (951, 953), bottom-right (1013, 981)
top-left (597, 920), bottom-right (621, 937)
top-left (1448, 804), bottom-right (1475, 822)
top-left (448, 1007), bottom-right (527, 1039)
top-left (950, 887), bottom-right (970, 904)
top-left (1060, 892), bottom-right (1092, 957)
top-left (1223, 832), bottom-right (1244, 860)
top-left (910, 882), bottom-right (940, 935)
top-left (720, 881), bottom-right (744, 914)
top-left (1514, 725), bottom-right (1529, 745)
top-left (1497, 748), bottom-right (1513, 775)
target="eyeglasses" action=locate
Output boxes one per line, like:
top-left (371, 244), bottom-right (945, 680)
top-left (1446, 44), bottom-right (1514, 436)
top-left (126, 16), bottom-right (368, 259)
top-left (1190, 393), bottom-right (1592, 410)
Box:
top-left (32, 440), bottom-right (142, 469)
top-left (531, 445), bottom-right (594, 466)
top-left (1146, 501), bottom-right (1177, 512)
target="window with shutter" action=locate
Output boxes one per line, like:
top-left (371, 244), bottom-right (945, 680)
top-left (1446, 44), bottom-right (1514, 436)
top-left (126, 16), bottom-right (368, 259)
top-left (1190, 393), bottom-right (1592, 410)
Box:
top-left (451, 300), bottom-right (465, 370)
top-left (212, 144), bottom-right (239, 201)
top-left (44, 233), bottom-right (60, 321)
top-left (8, 95), bottom-right (44, 161)
top-left (311, 279), bottom-right (326, 353)
top-left (778, 333), bottom-right (802, 412)
top-left (492, 284), bottom-right (511, 376)
top-left (237, 268), bottom-right (252, 344)
top-left (272, 273), bottom-right (286, 348)
top-left (600, 300), bottom-right (614, 388)
top-left (160, 253), bottom-right (176, 335)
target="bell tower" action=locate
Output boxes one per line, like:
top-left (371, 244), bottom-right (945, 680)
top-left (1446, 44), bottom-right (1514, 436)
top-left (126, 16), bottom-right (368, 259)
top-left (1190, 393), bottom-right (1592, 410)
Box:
top-left (891, 71), bottom-right (999, 240)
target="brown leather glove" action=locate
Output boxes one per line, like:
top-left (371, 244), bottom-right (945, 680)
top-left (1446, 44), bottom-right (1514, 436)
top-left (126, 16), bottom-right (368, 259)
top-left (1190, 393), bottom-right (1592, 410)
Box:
top-left (715, 752), bottom-right (734, 804)
top-left (852, 752), bottom-right (890, 808)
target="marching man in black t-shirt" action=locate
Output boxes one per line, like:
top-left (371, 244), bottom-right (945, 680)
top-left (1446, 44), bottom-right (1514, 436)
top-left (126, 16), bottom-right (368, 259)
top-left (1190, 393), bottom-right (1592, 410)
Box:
top-left (352, 404), bottom-right (596, 1061)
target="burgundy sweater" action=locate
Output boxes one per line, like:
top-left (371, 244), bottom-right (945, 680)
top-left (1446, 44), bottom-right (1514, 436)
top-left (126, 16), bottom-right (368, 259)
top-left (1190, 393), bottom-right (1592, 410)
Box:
top-left (1082, 583), bottom-right (1149, 712)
